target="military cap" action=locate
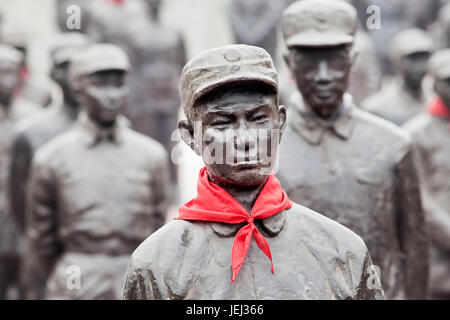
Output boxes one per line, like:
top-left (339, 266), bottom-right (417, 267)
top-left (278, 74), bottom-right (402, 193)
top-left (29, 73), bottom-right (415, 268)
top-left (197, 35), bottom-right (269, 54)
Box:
top-left (181, 44), bottom-right (278, 117)
top-left (389, 28), bottom-right (434, 62)
top-left (0, 44), bottom-right (25, 66)
top-left (281, 0), bottom-right (357, 48)
top-left (428, 49), bottom-right (450, 80)
top-left (51, 32), bottom-right (91, 66)
top-left (69, 43), bottom-right (130, 85)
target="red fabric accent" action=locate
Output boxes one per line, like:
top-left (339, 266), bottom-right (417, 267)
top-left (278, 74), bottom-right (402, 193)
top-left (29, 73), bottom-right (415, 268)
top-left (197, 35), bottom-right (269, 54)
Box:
top-left (427, 97), bottom-right (450, 119)
top-left (100, 0), bottom-right (126, 5)
top-left (176, 167), bottom-right (293, 283)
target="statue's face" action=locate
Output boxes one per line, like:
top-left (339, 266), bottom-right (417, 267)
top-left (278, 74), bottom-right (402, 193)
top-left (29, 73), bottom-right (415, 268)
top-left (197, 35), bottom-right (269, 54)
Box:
top-left (181, 85), bottom-right (286, 187)
top-left (0, 60), bottom-right (20, 103)
top-left (434, 77), bottom-right (450, 109)
top-left (80, 69), bottom-right (128, 126)
top-left (286, 45), bottom-right (352, 118)
top-left (397, 51), bottom-right (430, 91)
top-left (51, 61), bottom-right (78, 107)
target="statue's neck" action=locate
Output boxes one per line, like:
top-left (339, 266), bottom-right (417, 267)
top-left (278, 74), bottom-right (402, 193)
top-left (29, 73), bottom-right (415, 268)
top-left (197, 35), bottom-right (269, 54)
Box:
top-left (208, 172), bottom-right (266, 214)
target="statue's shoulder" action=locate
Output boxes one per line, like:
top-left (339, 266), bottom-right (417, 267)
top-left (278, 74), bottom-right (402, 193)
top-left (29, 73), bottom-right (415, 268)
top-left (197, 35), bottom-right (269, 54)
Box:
top-left (286, 203), bottom-right (368, 256)
top-left (130, 219), bottom-right (204, 272)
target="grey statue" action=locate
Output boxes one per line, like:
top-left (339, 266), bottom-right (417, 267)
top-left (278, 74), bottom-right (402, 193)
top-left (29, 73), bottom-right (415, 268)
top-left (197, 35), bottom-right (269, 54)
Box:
top-left (362, 29), bottom-right (434, 126)
top-left (0, 29), bottom-right (52, 108)
top-left (277, 0), bottom-right (429, 299)
top-left (9, 32), bottom-right (90, 299)
top-left (122, 44), bottom-right (385, 300)
top-left (0, 44), bottom-right (39, 299)
top-left (120, 0), bottom-right (186, 187)
top-left (404, 49), bottom-right (450, 300)
top-left (227, 0), bottom-right (286, 60)
top-left (25, 44), bottom-right (170, 299)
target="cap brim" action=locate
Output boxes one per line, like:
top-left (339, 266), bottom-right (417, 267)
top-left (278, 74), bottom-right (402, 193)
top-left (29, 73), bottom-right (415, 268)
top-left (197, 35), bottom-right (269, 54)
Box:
top-left (192, 74), bottom-right (278, 106)
top-left (286, 33), bottom-right (354, 48)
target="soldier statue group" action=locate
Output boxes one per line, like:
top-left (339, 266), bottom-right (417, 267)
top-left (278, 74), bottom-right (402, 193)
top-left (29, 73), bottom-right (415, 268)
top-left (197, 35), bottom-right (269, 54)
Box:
top-left (0, 0), bottom-right (449, 300)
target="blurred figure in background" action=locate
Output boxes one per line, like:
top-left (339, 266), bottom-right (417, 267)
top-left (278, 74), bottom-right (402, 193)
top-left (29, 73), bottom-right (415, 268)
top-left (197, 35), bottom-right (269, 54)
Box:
top-left (362, 29), bottom-right (434, 126)
top-left (10, 33), bottom-right (90, 299)
top-left (404, 49), bottom-right (450, 300)
top-left (278, 0), bottom-right (429, 299)
top-left (227, 0), bottom-right (286, 61)
top-left (26, 44), bottom-right (170, 299)
top-left (0, 44), bottom-right (39, 299)
top-left (0, 28), bottom-right (52, 108)
top-left (278, 0), bottom-right (381, 107)
top-left (121, 0), bottom-right (186, 190)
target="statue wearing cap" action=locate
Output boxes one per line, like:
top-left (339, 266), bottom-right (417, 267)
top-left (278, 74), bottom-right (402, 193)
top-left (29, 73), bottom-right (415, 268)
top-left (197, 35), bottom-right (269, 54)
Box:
top-left (7, 33), bottom-right (90, 299)
top-left (227, 0), bottom-right (286, 60)
top-left (25, 43), bottom-right (171, 299)
top-left (277, 0), bottom-right (429, 300)
top-left (0, 28), bottom-right (53, 108)
top-left (404, 49), bottom-right (450, 300)
top-left (123, 44), bottom-right (385, 300)
top-left (362, 29), bottom-right (434, 126)
top-left (0, 44), bottom-right (40, 299)
top-left (120, 0), bottom-right (186, 189)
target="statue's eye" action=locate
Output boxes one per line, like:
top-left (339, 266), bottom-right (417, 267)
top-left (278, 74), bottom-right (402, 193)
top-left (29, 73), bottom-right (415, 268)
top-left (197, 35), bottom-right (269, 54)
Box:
top-left (211, 120), bottom-right (231, 128)
top-left (252, 115), bottom-right (268, 122)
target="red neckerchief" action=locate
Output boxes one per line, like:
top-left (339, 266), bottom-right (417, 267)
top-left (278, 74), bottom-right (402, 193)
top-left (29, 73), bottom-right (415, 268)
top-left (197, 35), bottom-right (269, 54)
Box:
top-left (100, 0), bottom-right (126, 6)
top-left (176, 167), bottom-right (293, 283)
top-left (427, 96), bottom-right (450, 120)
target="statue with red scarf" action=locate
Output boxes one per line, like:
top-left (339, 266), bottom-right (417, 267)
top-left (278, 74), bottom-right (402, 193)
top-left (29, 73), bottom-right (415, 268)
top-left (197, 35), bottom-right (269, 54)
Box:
top-left (122, 44), bottom-right (385, 300)
top-left (404, 49), bottom-right (450, 300)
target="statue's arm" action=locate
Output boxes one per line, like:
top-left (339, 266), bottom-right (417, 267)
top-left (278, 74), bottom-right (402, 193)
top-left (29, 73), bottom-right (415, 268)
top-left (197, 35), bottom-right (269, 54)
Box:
top-left (26, 157), bottom-right (62, 283)
top-left (8, 133), bottom-right (33, 232)
top-left (356, 252), bottom-right (386, 300)
top-left (395, 147), bottom-right (430, 299)
top-left (150, 152), bottom-right (171, 229)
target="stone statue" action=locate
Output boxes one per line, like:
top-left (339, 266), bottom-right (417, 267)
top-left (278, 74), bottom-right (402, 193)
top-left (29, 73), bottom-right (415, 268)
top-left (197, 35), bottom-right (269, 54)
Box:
top-left (9, 33), bottom-right (90, 299)
top-left (25, 44), bottom-right (170, 299)
top-left (362, 29), bottom-right (434, 126)
top-left (0, 29), bottom-right (52, 108)
top-left (120, 0), bottom-right (186, 187)
top-left (0, 44), bottom-right (39, 299)
top-left (85, 0), bottom-right (149, 46)
top-left (279, 0), bottom-right (382, 107)
top-left (277, 0), bottom-right (429, 299)
top-left (122, 44), bottom-right (385, 300)
top-left (227, 0), bottom-right (286, 60)
top-left (403, 49), bottom-right (450, 300)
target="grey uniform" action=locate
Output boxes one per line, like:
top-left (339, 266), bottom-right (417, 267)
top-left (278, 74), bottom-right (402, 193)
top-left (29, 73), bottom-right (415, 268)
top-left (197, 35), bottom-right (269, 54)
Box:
top-left (26, 112), bottom-right (170, 299)
top-left (123, 203), bottom-right (385, 300)
top-left (362, 80), bottom-right (428, 126)
top-left (404, 113), bottom-right (450, 299)
top-left (277, 92), bottom-right (429, 299)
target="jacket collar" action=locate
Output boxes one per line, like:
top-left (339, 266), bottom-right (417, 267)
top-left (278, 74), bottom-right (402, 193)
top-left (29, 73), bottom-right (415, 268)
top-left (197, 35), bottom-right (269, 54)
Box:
top-left (288, 92), bottom-right (356, 145)
top-left (77, 111), bottom-right (126, 147)
top-left (209, 210), bottom-right (288, 238)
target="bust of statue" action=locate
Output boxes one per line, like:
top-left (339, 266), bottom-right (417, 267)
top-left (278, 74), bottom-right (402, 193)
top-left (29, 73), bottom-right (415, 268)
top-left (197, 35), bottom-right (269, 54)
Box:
top-left (122, 44), bottom-right (384, 300)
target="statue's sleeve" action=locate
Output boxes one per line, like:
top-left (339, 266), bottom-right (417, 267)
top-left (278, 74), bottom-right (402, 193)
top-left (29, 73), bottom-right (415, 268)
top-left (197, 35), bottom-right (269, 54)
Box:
top-left (356, 252), bottom-right (386, 300)
top-left (150, 151), bottom-right (171, 229)
top-left (394, 146), bottom-right (430, 299)
top-left (410, 138), bottom-right (450, 251)
top-left (26, 155), bottom-right (62, 282)
top-left (9, 132), bottom-right (33, 232)
top-left (123, 258), bottom-right (164, 300)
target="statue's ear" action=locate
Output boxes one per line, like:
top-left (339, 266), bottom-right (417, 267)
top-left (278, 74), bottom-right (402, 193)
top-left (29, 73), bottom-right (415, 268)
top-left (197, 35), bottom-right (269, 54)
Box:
top-left (178, 119), bottom-right (201, 156)
top-left (278, 104), bottom-right (287, 142)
